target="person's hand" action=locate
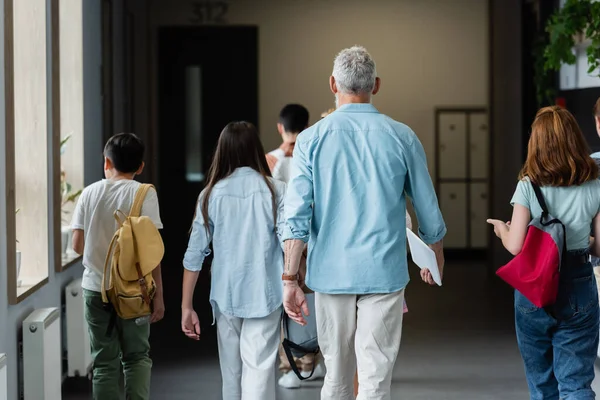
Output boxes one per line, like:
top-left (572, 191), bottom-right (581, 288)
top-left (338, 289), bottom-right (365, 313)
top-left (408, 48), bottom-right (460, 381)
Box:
top-left (487, 219), bottom-right (510, 239)
top-left (420, 241), bottom-right (444, 286)
top-left (283, 282), bottom-right (309, 326)
top-left (151, 294), bottom-right (165, 323)
top-left (182, 308), bottom-right (201, 340)
top-left (420, 268), bottom-right (436, 285)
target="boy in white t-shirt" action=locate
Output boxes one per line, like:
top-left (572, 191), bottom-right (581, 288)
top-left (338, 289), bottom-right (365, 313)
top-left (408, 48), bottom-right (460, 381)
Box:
top-left (71, 133), bottom-right (163, 400)
top-left (268, 104), bottom-right (324, 388)
top-left (266, 104), bottom-right (309, 182)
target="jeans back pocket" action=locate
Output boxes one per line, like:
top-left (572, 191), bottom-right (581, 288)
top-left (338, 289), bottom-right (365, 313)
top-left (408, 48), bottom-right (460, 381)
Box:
top-left (515, 290), bottom-right (540, 314)
top-left (568, 275), bottom-right (598, 314)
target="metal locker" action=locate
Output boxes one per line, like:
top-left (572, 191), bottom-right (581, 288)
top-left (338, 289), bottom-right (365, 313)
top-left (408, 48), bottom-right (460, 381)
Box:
top-left (439, 183), bottom-right (468, 248)
top-left (470, 183), bottom-right (489, 249)
top-left (469, 113), bottom-right (489, 179)
top-left (438, 113), bottom-right (467, 179)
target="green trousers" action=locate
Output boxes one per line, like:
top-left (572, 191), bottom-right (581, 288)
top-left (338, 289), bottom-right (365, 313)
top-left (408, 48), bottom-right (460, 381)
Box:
top-left (84, 289), bottom-right (152, 400)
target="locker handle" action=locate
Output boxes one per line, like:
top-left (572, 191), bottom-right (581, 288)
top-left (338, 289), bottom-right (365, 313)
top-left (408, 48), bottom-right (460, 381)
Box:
top-left (449, 124), bottom-right (456, 131)
top-left (440, 144), bottom-right (446, 151)
top-left (481, 193), bottom-right (487, 200)
top-left (449, 193), bottom-right (457, 200)
top-left (480, 124), bottom-right (487, 130)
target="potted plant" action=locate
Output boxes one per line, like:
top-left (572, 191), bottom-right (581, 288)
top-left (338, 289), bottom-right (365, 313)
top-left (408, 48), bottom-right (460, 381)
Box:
top-left (60, 135), bottom-right (82, 260)
top-left (15, 208), bottom-right (21, 287)
top-left (535, 0), bottom-right (600, 104)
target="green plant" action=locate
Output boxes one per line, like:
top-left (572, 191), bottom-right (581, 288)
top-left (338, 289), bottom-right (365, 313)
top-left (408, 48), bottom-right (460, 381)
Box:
top-left (536, 0), bottom-right (600, 104)
top-left (60, 135), bottom-right (82, 224)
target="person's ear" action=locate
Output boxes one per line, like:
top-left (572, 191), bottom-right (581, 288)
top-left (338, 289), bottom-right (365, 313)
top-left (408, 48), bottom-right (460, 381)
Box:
top-left (595, 116), bottom-right (600, 135)
top-left (104, 157), bottom-right (112, 171)
top-left (330, 76), bottom-right (338, 95)
top-left (372, 77), bottom-right (381, 95)
top-left (277, 123), bottom-right (284, 136)
top-left (136, 161), bottom-right (145, 176)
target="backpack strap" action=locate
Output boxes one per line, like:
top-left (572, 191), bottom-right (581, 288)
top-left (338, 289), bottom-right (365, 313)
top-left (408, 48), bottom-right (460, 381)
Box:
top-left (129, 184), bottom-right (154, 307)
top-left (530, 180), bottom-right (567, 273)
top-left (101, 234), bottom-right (119, 305)
top-left (530, 181), bottom-right (549, 219)
top-left (130, 184), bottom-right (154, 217)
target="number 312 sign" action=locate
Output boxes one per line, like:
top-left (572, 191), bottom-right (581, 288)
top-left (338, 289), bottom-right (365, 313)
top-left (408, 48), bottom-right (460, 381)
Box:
top-left (190, 1), bottom-right (230, 24)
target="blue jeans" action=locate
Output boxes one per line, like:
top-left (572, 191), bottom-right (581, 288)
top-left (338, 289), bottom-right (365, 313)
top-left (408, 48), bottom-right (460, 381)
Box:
top-left (515, 250), bottom-right (599, 400)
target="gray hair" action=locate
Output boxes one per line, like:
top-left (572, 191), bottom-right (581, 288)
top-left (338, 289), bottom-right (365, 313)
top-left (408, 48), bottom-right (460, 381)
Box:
top-left (332, 46), bottom-right (377, 95)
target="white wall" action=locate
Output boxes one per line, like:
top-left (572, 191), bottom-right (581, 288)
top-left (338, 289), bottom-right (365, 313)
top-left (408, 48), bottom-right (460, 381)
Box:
top-left (149, 0), bottom-right (489, 174)
top-left (0, 1), bottom-right (103, 399)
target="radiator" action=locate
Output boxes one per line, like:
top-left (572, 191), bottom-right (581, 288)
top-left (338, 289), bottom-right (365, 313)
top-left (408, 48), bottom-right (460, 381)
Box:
top-left (23, 308), bottom-right (61, 400)
top-left (0, 354), bottom-right (7, 400)
top-left (65, 279), bottom-right (92, 377)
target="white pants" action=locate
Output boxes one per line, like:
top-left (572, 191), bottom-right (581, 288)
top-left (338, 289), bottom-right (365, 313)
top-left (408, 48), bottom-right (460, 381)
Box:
top-left (216, 307), bottom-right (281, 400)
top-left (316, 290), bottom-right (405, 400)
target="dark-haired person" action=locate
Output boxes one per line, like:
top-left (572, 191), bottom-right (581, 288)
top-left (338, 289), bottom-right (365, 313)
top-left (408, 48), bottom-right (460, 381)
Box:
top-left (266, 104), bottom-right (310, 183)
top-left (270, 104), bottom-right (327, 389)
top-left (488, 106), bottom-right (600, 400)
top-left (71, 133), bottom-right (164, 400)
top-left (181, 122), bottom-right (286, 400)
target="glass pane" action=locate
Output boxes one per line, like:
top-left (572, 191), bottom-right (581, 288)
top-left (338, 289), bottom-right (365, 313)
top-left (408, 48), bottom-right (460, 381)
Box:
top-left (185, 66), bottom-right (204, 182)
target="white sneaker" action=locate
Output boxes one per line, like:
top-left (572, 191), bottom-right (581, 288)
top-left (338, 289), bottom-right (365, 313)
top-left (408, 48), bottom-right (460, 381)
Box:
top-left (305, 362), bottom-right (326, 381)
top-left (278, 371), bottom-right (303, 389)
top-left (278, 362), bottom-right (326, 389)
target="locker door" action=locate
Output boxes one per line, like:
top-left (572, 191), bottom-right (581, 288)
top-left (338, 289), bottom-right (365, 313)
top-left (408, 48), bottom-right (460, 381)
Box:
top-left (439, 183), bottom-right (467, 248)
top-left (438, 113), bottom-right (467, 179)
top-left (469, 113), bottom-right (489, 179)
top-left (470, 183), bottom-right (489, 249)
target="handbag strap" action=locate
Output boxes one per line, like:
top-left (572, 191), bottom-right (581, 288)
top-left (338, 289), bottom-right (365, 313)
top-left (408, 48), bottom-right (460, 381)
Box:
top-left (281, 310), bottom-right (320, 381)
top-left (281, 338), bottom-right (319, 381)
top-left (530, 181), bottom-right (549, 218)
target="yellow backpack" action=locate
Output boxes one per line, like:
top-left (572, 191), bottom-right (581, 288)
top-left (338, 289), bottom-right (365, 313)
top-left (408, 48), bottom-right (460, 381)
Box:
top-left (101, 184), bottom-right (164, 320)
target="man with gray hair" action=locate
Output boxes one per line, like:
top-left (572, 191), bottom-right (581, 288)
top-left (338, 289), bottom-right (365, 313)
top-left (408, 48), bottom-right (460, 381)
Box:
top-left (281, 46), bottom-right (446, 399)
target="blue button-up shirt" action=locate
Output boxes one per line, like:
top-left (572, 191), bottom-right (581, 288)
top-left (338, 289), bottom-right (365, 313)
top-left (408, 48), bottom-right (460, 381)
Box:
top-left (283, 103), bottom-right (446, 294)
top-left (183, 167), bottom-right (286, 318)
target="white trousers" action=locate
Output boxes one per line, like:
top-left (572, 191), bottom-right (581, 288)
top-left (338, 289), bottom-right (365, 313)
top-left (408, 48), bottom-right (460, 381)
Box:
top-left (216, 307), bottom-right (281, 400)
top-left (316, 290), bottom-right (405, 400)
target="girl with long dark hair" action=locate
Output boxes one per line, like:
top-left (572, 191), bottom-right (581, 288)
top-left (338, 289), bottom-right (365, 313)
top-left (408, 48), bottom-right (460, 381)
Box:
top-left (181, 122), bottom-right (286, 400)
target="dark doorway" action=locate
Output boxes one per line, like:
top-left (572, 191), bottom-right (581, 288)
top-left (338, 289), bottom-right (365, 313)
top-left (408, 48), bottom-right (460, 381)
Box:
top-left (156, 26), bottom-right (259, 345)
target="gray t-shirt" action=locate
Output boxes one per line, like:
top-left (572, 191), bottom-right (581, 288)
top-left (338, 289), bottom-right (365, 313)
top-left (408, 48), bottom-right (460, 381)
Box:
top-left (510, 177), bottom-right (600, 251)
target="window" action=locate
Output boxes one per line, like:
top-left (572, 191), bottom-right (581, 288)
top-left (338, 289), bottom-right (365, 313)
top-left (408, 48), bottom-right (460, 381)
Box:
top-left (54, 0), bottom-right (85, 270)
top-left (5, 0), bottom-right (50, 303)
top-left (559, 42), bottom-right (600, 90)
top-left (558, 0), bottom-right (600, 90)
top-left (185, 66), bottom-right (205, 182)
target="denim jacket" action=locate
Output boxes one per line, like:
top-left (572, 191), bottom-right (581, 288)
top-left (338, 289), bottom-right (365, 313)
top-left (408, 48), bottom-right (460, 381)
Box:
top-left (183, 167), bottom-right (286, 319)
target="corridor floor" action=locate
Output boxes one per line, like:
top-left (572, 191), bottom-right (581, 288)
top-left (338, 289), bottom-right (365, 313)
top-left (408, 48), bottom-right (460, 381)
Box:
top-left (63, 262), bottom-right (600, 399)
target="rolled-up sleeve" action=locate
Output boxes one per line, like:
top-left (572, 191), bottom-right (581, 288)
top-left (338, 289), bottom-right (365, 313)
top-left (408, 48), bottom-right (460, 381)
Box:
top-left (404, 135), bottom-right (447, 244)
top-left (183, 195), bottom-right (213, 272)
top-left (282, 138), bottom-right (313, 243)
